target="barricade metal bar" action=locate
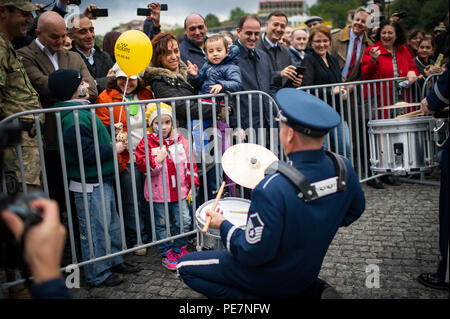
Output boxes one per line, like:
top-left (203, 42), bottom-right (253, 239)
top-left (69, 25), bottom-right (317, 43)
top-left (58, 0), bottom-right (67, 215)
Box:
top-left (212, 97), bottom-right (220, 196)
top-left (124, 104), bottom-right (142, 246)
top-left (90, 108), bottom-right (111, 255)
top-left (55, 112), bottom-right (78, 264)
top-left (170, 100), bottom-right (185, 235)
top-left (34, 114), bottom-right (49, 197)
top-left (73, 110), bottom-right (94, 259)
top-left (197, 98), bottom-right (209, 204)
top-left (142, 103), bottom-right (157, 243)
top-left (109, 106), bottom-right (127, 250)
top-left (155, 102), bottom-right (171, 239)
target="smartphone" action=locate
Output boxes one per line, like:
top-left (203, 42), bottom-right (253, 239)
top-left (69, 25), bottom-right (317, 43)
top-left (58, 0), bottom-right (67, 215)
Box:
top-left (91, 8), bottom-right (109, 18)
top-left (395, 11), bottom-right (407, 19)
top-left (137, 8), bottom-right (151, 16)
top-left (137, 4), bottom-right (168, 15)
top-left (296, 66), bottom-right (306, 75)
top-left (68, 0), bottom-right (81, 5)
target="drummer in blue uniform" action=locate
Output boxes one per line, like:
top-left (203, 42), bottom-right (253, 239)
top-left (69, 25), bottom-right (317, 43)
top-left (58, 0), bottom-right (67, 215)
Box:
top-left (177, 88), bottom-right (366, 298)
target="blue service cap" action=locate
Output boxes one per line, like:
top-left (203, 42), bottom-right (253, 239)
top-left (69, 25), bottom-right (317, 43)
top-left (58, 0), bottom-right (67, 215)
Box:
top-left (275, 88), bottom-right (341, 137)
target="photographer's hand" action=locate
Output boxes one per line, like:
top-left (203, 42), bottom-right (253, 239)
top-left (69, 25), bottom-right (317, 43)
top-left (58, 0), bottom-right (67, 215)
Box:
top-left (1, 199), bottom-right (66, 285)
top-left (147, 3), bottom-right (161, 28)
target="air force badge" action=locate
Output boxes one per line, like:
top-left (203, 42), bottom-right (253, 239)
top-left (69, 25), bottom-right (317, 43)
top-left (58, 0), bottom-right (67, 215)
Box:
top-left (245, 213), bottom-right (265, 244)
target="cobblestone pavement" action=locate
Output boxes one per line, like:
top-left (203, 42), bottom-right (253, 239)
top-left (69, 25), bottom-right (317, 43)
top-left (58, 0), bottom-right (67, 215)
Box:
top-left (65, 176), bottom-right (449, 300)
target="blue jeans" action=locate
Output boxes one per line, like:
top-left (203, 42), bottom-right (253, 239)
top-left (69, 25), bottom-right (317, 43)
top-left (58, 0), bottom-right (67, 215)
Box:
top-left (324, 120), bottom-right (352, 159)
top-left (120, 163), bottom-right (151, 246)
top-left (153, 200), bottom-right (191, 256)
top-left (73, 181), bottom-right (124, 286)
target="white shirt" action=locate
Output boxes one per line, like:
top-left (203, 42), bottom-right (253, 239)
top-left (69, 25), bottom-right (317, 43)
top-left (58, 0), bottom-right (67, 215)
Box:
top-left (341, 29), bottom-right (363, 79)
top-left (35, 38), bottom-right (59, 71)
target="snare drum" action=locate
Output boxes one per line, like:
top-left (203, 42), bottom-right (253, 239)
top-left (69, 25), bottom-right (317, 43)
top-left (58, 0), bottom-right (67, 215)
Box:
top-left (195, 197), bottom-right (250, 250)
top-left (368, 116), bottom-right (439, 175)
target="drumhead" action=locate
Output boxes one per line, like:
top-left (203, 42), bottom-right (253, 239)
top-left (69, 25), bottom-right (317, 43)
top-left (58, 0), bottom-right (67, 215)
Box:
top-left (196, 197), bottom-right (251, 229)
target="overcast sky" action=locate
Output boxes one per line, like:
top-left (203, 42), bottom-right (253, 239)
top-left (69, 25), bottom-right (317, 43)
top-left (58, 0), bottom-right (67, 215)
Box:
top-left (32, 0), bottom-right (317, 35)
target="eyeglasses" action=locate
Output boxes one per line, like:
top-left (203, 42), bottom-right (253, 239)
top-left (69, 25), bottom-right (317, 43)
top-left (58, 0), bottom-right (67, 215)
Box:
top-left (188, 25), bottom-right (205, 32)
top-left (244, 31), bottom-right (260, 36)
top-left (312, 39), bottom-right (330, 44)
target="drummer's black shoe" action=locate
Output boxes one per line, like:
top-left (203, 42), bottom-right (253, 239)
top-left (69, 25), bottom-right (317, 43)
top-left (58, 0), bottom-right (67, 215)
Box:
top-left (367, 178), bottom-right (385, 189)
top-left (381, 175), bottom-right (401, 186)
top-left (418, 273), bottom-right (449, 290)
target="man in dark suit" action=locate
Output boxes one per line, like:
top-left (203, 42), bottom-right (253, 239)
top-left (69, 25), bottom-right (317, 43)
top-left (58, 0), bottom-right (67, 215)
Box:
top-left (257, 11), bottom-right (302, 91)
top-left (17, 10), bottom-right (97, 211)
top-left (232, 15), bottom-right (275, 146)
top-left (68, 14), bottom-right (114, 94)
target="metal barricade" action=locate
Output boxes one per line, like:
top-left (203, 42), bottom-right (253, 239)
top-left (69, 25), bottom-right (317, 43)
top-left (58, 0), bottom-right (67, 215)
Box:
top-left (0, 90), bottom-right (281, 288)
top-left (0, 74), bottom-right (442, 288)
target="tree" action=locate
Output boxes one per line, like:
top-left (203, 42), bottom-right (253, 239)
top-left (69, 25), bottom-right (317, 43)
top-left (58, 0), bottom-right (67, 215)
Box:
top-left (309, 0), bottom-right (366, 28)
top-left (205, 13), bottom-right (221, 28)
top-left (387, 0), bottom-right (448, 33)
top-left (230, 7), bottom-right (248, 22)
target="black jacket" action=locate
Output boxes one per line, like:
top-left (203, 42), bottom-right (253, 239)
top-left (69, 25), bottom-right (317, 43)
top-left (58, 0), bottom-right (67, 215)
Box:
top-left (71, 45), bottom-right (114, 94)
top-left (179, 35), bottom-right (206, 69)
top-left (232, 40), bottom-right (276, 130)
top-left (257, 34), bottom-right (293, 90)
top-left (302, 51), bottom-right (343, 104)
top-left (142, 62), bottom-right (220, 127)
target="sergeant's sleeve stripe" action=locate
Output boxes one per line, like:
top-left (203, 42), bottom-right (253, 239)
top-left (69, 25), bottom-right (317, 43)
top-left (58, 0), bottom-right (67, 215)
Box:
top-left (176, 259), bottom-right (219, 269)
top-left (226, 225), bottom-right (239, 253)
top-left (434, 81), bottom-right (449, 105)
top-left (263, 173), bottom-right (280, 189)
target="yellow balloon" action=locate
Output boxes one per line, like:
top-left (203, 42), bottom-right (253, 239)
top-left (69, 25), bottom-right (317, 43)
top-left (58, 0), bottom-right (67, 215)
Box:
top-left (114, 30), bottom-right (153, 77)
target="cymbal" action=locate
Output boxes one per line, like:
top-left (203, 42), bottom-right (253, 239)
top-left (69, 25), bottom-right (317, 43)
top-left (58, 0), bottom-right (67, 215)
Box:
top-left (222, 143), bottom-right (279, 189)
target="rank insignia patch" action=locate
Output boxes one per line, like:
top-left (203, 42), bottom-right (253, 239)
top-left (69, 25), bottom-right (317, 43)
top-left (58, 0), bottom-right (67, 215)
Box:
top-left (245, 213), bottom-right (264, 244)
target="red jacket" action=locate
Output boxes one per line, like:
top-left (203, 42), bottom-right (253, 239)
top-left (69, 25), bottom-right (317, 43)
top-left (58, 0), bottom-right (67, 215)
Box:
top-left (361, 41), bottom-right (419, 118)
top-left (95, 87), bottom-right (154, 172)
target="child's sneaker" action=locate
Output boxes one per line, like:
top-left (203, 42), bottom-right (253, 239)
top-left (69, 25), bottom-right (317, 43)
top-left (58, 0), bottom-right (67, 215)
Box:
top-left (162, 250), bottom-right (178, 271)
top-left (179, 245), bottom-right (190, 258)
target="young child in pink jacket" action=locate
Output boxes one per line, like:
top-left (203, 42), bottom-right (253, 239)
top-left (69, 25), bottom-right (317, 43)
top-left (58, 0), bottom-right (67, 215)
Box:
top-left (135, 103), bottom-right (200, 270)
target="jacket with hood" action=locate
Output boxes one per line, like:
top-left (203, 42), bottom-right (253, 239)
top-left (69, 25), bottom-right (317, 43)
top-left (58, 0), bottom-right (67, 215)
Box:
top-left (135, 130), bottom-right (200, 203)
top-left (95, 86), bottom-right (154, 173)
top-left (189, 45), bottom-right (242, 95)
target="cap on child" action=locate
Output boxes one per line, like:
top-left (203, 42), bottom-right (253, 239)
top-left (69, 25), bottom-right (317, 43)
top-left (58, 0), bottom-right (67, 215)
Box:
top-left (145, 103), bottom-right (173, 133)
top-left (48, 69), bottom-right (83, 101)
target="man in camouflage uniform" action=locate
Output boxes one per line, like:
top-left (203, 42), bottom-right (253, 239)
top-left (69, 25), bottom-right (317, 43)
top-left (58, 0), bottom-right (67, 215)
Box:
top-left (0, 0), bottom-right (42, 189)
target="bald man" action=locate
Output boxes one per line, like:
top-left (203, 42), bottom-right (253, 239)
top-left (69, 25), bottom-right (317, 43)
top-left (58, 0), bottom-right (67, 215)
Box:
top-left (179, 13), bottom-right (208, 68)
top-left (18, 10), bottom-right (97, 212)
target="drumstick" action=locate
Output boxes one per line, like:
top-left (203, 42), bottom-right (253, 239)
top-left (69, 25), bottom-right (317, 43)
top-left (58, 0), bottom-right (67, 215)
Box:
top-left (229, 211), bottom-right (248, 214)
top-left (202, 181), bottom-right (226, 234)
top-left (377, 103), bottom-right (422, 110)
top-left (396, 110), bottom-right (424, 119)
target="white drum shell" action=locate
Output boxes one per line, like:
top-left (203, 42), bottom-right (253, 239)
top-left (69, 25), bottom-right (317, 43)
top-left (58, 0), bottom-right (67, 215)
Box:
top-left (195, 198), bottom-right (250, 250)
top-left (368, 116), bottom-right (441, 175)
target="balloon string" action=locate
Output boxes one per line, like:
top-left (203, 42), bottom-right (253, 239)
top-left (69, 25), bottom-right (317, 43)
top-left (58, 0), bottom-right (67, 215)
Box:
top-left (118, 76), bottom-right (130, 125)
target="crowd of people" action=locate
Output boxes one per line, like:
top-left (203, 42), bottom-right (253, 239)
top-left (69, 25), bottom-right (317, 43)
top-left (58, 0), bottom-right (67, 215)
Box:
top-left (1, 0), bottom-right (448, 298)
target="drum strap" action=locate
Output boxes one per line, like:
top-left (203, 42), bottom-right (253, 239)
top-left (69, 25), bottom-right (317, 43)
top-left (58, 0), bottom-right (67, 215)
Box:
top-left (265, 151), bottom-right (347, 202)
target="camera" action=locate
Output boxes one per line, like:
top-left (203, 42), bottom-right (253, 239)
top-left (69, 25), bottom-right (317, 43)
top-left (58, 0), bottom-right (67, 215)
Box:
top-left (68, 0), bottom-right (81, 5)
top-left (0, 121), bottom-right (44, 269)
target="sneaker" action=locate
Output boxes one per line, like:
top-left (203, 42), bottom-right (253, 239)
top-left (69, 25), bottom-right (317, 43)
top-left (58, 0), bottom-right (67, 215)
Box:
top-left (162, 250), bottom-right (178, 271)
top-left (179, 245), bottom-right (190, 258)
top-left (133, 244), bottom-right (147, 256)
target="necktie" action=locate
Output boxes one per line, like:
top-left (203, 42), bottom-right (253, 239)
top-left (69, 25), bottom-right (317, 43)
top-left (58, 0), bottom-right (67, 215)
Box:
top-left (347, 36), bottom-right (360, 78)
top-left (248, 49), bottom-right (256, 59)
